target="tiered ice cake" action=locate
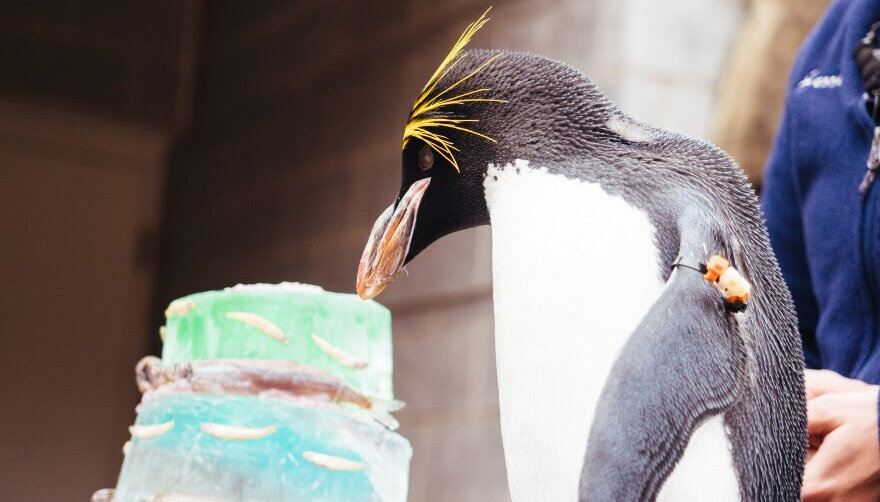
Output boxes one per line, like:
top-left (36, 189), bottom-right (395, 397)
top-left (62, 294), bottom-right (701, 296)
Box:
top-left (99, 283), bottom-right (411, 502)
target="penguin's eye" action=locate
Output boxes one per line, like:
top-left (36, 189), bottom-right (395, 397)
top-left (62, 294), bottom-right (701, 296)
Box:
top-left (419, 145), bottom-right (434, 171)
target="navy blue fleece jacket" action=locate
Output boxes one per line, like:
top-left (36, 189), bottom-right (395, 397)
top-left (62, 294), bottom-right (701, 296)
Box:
top-left (762, 0), bottom-right (880, 410)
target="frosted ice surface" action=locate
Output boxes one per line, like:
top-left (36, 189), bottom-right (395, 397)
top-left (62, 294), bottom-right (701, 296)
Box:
top-left (114, 394), bottom-right (411, 502)
top-left (224, 282), bottom-right (324, 293)
top-left (163, 286), bottom-right (394, 400)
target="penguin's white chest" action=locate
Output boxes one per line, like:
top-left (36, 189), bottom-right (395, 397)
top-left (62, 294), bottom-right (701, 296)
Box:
top-left (483, 161), bottom-right (738, 501)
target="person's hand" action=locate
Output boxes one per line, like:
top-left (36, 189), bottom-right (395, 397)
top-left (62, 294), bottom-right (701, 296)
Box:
top-left (804, 369), bottom-right (870, 399)
top-left (801, 369), bottom-right (880, 501)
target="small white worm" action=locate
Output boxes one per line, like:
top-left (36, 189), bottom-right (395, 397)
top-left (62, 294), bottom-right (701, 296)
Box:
top-left (226, 312), bottom-right (289, 344)
top-left (302, 451), bottom-right (365, 471)
top-left (200, 423), bottom-right (276, 440)
top-left (147, 494), bottom-right (233, 502)
top-left (311, 334), bottom-right (368, 369)
top-left (129, 420), bottom-right (174, 438)
top-left (165, 300), bottom-right (195, 317)
top-left (90, 488), bottom-right (115, 502)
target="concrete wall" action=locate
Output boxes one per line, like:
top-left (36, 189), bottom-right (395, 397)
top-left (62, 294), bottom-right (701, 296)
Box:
top-left (0, 3), bottom-right (191, 499)
top-left (600, 0), bottom-right (743, 137)
top-left (713, 0), bottom-right (831, 182)
top-left (159, 2), bottom-right (743, 501)
top-left (0, 99), bottom-right (167, 500)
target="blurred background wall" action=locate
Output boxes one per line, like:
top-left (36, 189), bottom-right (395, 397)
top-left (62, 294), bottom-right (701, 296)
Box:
top-left (713, 0), bottom-right (832, 182)
top-left (0, 1), bottom-right (827, 500)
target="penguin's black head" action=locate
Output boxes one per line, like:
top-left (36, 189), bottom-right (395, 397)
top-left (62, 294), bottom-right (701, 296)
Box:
top-left (357, 10), bottom-right (615, 299)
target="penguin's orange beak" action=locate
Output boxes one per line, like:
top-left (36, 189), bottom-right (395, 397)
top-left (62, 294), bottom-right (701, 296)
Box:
top-left (357, 178), bottom-right (431, 299)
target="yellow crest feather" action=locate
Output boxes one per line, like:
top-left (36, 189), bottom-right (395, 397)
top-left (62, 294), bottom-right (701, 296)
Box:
top-left (403, 7), bottom-right (505, 172)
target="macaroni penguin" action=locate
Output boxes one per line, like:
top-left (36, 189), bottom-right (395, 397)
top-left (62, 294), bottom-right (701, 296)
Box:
top-left (356, 10), bottom-right (806, 501)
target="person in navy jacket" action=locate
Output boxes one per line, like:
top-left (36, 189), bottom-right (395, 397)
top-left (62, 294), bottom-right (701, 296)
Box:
top-left (763, 0), bottom-right (880, 499)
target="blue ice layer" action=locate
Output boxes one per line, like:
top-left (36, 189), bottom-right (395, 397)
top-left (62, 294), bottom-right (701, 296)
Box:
top-left (114, 394), bottom-right (411, 502)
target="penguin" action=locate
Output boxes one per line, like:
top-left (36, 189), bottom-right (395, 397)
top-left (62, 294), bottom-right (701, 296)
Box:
top-left (356, 11), bottom-right (806, 501)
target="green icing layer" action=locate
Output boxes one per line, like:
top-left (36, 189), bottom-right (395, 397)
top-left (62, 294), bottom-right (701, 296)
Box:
top-left (162, 284), bottom-right (393, 401)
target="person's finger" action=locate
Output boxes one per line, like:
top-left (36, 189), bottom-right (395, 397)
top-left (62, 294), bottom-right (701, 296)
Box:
top-left (802, 389), bottom-right (880, 501)
top-left (806, 394), bottom-right (843, 437)
top-left (802, 430), bottom-right (842, 501)
top-left (804, 369), bottom-right (867, 399)
top-left (805, 446), bottom-right (817, 465)
top-left (801, 471), bottom-right (833, 502)
top-left (802, 452), bottom-right (833, 502)
top-left (801, 478), bottom-right (832, 502)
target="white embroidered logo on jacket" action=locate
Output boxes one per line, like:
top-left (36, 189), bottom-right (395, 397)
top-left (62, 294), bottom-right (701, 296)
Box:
top-left (797, 69), bottom-right (843, 90)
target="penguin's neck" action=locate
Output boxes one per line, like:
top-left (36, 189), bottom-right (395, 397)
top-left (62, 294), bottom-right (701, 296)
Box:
top-left (483, 161), bottom-right (665, 501)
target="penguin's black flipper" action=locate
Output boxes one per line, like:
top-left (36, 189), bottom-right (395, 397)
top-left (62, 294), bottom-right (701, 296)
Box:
top-left (579, 265), bottom-right (747, 501)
